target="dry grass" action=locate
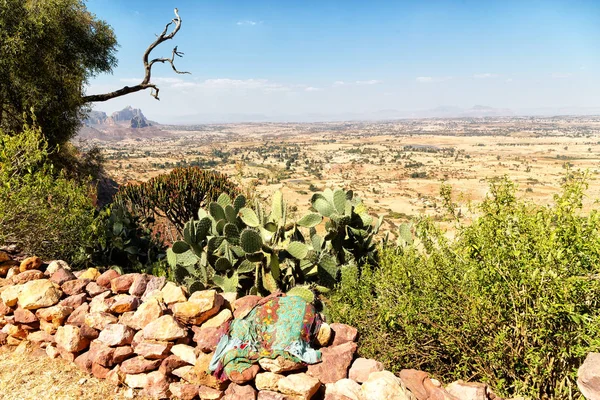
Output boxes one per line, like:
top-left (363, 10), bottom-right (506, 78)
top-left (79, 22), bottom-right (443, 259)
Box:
top-left (0, 344), bottom-right (143, 400)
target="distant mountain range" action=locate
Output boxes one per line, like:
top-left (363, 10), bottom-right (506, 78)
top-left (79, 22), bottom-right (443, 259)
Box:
top-left (84, 106), bottom-right (155, 128)
top-left (78, 106), bottom-right (166, 141)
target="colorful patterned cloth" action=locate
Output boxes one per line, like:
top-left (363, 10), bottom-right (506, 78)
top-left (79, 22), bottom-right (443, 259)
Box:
top-left (209, 295), bottom-right (323, 380)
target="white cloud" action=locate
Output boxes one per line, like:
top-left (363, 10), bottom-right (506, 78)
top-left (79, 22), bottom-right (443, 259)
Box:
top-left (416, 76), bottom-right (452, 83)
top-left (237, 20), bottom-right (260, 26)
top-left (473, 73), bottom-right (498, 79)
top-left (305, 87), bottom-right (323, 92)
top-left (551, 72), bottom-right (572, 79)
top-left (505, 78), bottom-right (513, 83)
top-left (333, 81), bottom-right (346, 86)
top-left (355, 79), bottom-right (382, 85)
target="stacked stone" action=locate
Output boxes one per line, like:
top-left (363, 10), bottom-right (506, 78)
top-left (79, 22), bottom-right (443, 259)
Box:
top-left (0, 253), bottom-right (506, 400)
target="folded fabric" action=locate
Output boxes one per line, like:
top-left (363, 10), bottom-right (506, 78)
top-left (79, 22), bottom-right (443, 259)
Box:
top-left (209, 295), bottom-right (323, 380)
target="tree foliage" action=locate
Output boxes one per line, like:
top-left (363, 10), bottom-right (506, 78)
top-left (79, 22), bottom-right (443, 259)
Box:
top-left (0, 0), bottom-right (118, 149)
top-left (327, 173), bottom-right (600, 399)
top-left (0, 124), bottom-right (95, 260)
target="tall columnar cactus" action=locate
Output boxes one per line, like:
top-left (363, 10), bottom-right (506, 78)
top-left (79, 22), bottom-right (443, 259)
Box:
top-left (167, 187), bottom-right (381, 300)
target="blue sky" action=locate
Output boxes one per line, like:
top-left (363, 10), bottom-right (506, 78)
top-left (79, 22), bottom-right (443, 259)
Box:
top-left (86, 0), bottom-right (600, 122)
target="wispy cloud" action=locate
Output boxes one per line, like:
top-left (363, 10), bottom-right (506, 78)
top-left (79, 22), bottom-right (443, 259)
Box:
top-left (505, 78), bottom-right (513, 83)
top-left (473, 73), bottom-right (498, 79)
top-left (237, 20), bottom-right (261, 26)
top-left (305, 87), bottom-right (323, 92)
top-left (416, 76), bottom-right (452, 83)
top-left (551, 72), bottom-right (572, 79)
top-left (355, 79), bottom-right (382, 85)
top-left (332, 81), bottom-right (346, 86)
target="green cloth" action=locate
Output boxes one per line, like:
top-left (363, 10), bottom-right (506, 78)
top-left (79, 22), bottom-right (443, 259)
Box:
top-left (209, 295), bottom-right (322, 380)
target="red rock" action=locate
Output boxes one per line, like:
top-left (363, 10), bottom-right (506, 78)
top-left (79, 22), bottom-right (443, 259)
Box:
top-left (169, 382), bottom-right (199, 400)
top-left (198, 385), bottom-right (224, 399)
top-left (14, 307), bottom-right (38, 324)
top-left (233, 295), bottom-right (261, 319)
top-left (109, 294), bottom-right (139, 314)
top-left (0, 301), bottom-right (11, 317)
top-left (19, 256), bottom-right (42, 272)
top-left (56, 325), bottom-right (90, 353)
top-left (348, 357), bottom-right (384, 383)
top-left (27, 330), bottom-right (54, 344)
top-left (307, 341), bottom-right (357, 384)
top-left (11, 270), bottom-right (44, 284)
top-left (65, 303), bottom-right (90, 327)
top-left (0, 332), bottom-right (7, 345)
top-left (61, 279), bottom-right (91, 296)
top-left (111, 274), bottom-right (138, 294)
top-left (89, 343), bottom-right (115, 366)
top-left (135, 340), bottom-right (173, 359)
top-left (579, 353), bottom-right (600, 400)
top-left (86, 281), bottom-right (109, 297)
top-left (84, 312), bottom-right (118, 330)
top-left (50, 269), bottom-right (76, 285)
top-left (330, 323), bottom-right (358, 346)
top-left (98, 323), bottom-right (134, 347)
top-left (120, 356), bottom-right (162, 374)
top-left (159, 355), bottom-right (189, 375)
top-left (141, 276), bottom-right (166, 302)
top-left (223, 383), bottom-right (258, 400)
top-left (141, 370), bottom-right (171, 399)
top-left (129, 274), bottom-right (151, 297)
top-left (256, 390), bottom-right (290, 400)
top-left (192, 326), bottom-right (225, 353)
top-left (106, 365), bottom-right (123, 386)
top-left (74, 351), bottom-right (93, 374)
top-left (113, 345), bottom-right (134, 364)
top-left (59, 294), bottom-right (87, 308)
top-left (445, 380), bottom-right (487, 400)
top-left (399, 369), bottom-right (454, 400)
top-left (92, 362), bottom-right (111, 379)
top-left (57, 346), bottom-right (77, 362)
top-left (97, 269), bottom-right (120, 288)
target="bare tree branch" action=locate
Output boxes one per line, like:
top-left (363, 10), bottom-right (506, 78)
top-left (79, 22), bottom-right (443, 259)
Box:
top-left (82, 8), bottom-right (189, 103)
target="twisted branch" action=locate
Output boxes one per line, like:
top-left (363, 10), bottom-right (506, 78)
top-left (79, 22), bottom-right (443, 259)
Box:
top-left (82, 8), bottom-right (189, 103)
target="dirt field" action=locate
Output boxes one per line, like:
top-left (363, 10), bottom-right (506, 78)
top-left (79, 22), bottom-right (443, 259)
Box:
top-left (85, 116), bottom-right (600, 235)
top-left (0, 344), bottom-right (143, 400)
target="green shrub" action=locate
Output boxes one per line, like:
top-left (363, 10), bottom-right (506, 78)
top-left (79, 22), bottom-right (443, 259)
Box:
top-left (116, 167), bottom-right (240, 235)
top-left (82, 201), bottom-right (167, 273)
top-left (327, 173), bottom-right (600, 399)
top-left (0, 125), bottom-right (95, 261)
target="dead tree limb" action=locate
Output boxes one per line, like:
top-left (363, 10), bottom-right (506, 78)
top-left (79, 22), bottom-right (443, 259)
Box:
top-left (82, 8), bottom-right (189, 103)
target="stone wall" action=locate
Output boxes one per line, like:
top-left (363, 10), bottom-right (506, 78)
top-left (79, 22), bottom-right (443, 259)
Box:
top-left (0, 254), bottom-right (527, 400)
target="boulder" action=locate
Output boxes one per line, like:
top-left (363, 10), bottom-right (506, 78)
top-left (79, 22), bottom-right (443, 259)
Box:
top-left (97, 269), bottom-right (120, 288)
top-left (129, 273), bottom-right (151, 296)
top-left (159, 355), bottom-right (189, 375)
top-left (172, 290), bottom-right (224, 325)
top-left (141, 370), bottom-right (171, 399)
top-left (11, 270), bottom-right (45, 284)
top-left (36, 305), bottom-right (73, 327)
top-left (183, 352), bottom-right (228, 389)
top-left (169, 382), bottom-right (199, 400)
top-left (223, 383), bottom-right (257, 400)
top-left (362, 371), bottom-right (412, 400)
top-left (277, 372), bottom-right (321, 400)
top-left (192, 326), bottom-right (225, 353)
top-left (325, 379), bottom-right (364, 400)
top-left (255, 372), bottom-right (285, 391)
top-left (92, 362), bottom-right (111, 379)
top-left (55, 325), bottom-right (89, 352)
top-left (65, 303), bottom-right (90, 327)
top-left (85, 281), bottom-right (109, 297)
top-left (27, 330), bottom-right (54, 344)
top-left (317, 322), bottom-right (332, 347)
top-left (330, 323), bottom-right (358, 346)
top-left (125, 373), bottom-right (149, 389)
top-left (79, 268), bottom-right (101, 280)
top-left (1, 284), bottom-right (23, 307)
top-left (349, 358), bottom-right (385, 383)
top-left (14, 307), bottom-right (38, 324)
top-left (84, 312), bottom-right (118, 330)
top-left (74, 351), bottom-right (93, 374)
top-left (109, 294), bottom-right (140, 314)
top-left (120, 356), bottom-right (162, 374)
top-left (202, 308), bottom-right (233, 329)
top-left (46, 260), bottom-right (70, 275)
top-left (98, 323), bottom-right (134, 347)
top-left (18, 279), bottom-right (62, 310)
top-left (233, 295), bottom-right (261, 319)
top-left (160, 282), bottom-right (187, 305)
top-left (59, 293), bottom-right (87, 308)
top-left (445, 381), bottom-right (487, 400)
top-left (62, 279), bottom-right (91, 296)
top-left (578, 353), bottom-right (600, 400)
top-left (130, 298), bottom-right (164, 330)
top-left (141, 276), bottom-right (166, 301)
top-left (256, 391), bottom-right (288, 400)
top-left (143, 315), bottom-right (187, 341)
top-left (307, 341), bottom-right (357, 384)
top-left (171, 343), bottom-right (197, 365)
top-left (198, 385), bottom-right (224, 400)
top-left (89, 291), bottom-right (113, 313)
top-left (111, 273), bottom-right (138, 294)
top-left (135, 340), bottom-right (173, 359)
top-left (19, 256), bottom-right (42, 272)
top-left (106, 365), bottom-right (123, 386)
top-left (49, 268), bottom-right (76, 286)
top-left (113, 345), bottom-right (134, 364)
top-left (259, 356), bottom-right (306, 374)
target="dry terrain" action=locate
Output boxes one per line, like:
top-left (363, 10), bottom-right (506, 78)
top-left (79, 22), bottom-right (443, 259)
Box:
top-left (81, 115), bottom-right (600, 235)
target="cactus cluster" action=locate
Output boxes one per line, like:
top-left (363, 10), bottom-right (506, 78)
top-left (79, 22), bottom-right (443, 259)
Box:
top-left (167, 187), bottom-right (381, 300)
